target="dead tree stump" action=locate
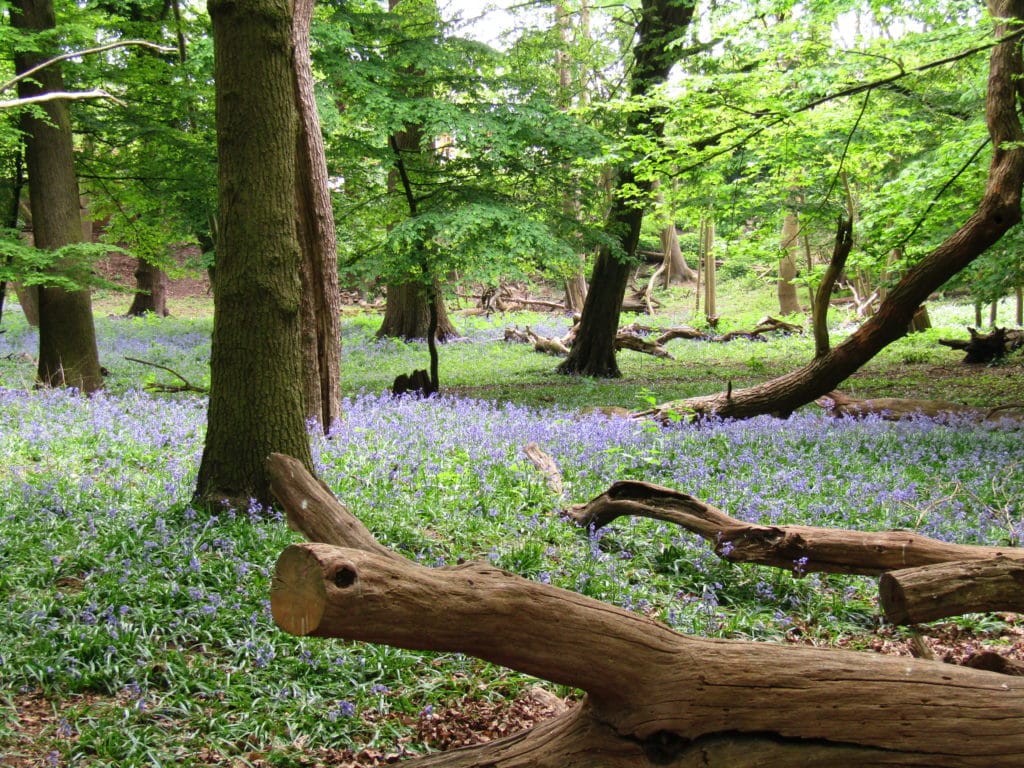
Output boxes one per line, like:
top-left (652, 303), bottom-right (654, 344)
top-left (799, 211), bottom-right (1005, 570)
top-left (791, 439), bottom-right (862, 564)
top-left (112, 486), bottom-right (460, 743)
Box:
top-left (266, 454), bottom-right (1024, 767)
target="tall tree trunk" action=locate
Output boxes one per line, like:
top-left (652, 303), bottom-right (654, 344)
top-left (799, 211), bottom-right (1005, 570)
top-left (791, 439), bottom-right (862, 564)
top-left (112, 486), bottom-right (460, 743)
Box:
top-left (376, 0), bottom-right (458, 343)
top-left (557, 0), bottom-right (591, 312)
top-left (558, 0), bottom-right (697, 377)
top-left (778, 211), bottom-right (802, 315)
top-left (293, 0), bottom-right (342, 433)
top-left (12, 0), bottom-right (103, 393)
top-left (0, 149), bottom-right (25, 328)
top-left (126, 258), bottom-right (169, 316)
top-left (195, 0), bottom-right (312, 508)
top-left (646, 0), bottom-right (1024, 420)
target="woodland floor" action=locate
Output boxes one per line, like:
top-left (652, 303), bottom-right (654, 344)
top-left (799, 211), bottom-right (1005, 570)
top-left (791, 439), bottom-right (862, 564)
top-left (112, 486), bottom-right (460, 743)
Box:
top-left (5, 259), bottom-right (1023, 766)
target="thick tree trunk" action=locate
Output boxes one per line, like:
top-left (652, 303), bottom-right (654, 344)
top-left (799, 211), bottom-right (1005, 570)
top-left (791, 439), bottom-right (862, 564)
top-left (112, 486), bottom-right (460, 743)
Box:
top-left (880, 556), bottom-right (1024, 625)
top-left (647, 1), bottom-right (1024, 420)
top-left (778, 211), bottom-right (802, 316)
top-left (293, 0), bottom-right (342, 433)
top-left (12, 0), bottom-right (103, 392)
top-left (195, 0), bottom-right (312, 508)
top-left (126, 258), bottom-right (169, 316)
top-left (13, 283), bottom-right (39, 326)
top-left (558, 0), bottom-right (697, 378)
top-left (378, 281), bottom-right (458, 341)
top-left (660, 223), bottom-right (696, 283)
top-left (569, 480), bottom-right (1024, 577)
top-left (267, 454), bottom-right (1024, 768)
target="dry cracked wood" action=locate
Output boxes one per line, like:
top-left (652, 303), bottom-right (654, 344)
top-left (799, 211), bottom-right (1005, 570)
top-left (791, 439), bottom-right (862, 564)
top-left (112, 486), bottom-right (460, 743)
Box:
top-left (569, 480), bottom-right (1024, 577)
top-left (267, 453), bottom-right (1024, 767)
top-left (880, 556), bottom-right (1024, 624)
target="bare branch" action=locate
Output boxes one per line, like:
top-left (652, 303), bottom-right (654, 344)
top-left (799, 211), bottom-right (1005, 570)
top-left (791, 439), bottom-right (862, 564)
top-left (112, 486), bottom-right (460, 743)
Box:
top-left (0, 89), bottom-right (127, 110)
top-left (1, 39), bottom-right (177, 94)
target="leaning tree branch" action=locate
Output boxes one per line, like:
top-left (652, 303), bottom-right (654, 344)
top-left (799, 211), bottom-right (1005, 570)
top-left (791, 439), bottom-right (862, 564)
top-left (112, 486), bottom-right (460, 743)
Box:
top-left (645, 2), bottom-right (1024, 421)
top-left (267, 453), bottom-right (1024, 768)
top-left (568, 480), bottom-right (1024, 577)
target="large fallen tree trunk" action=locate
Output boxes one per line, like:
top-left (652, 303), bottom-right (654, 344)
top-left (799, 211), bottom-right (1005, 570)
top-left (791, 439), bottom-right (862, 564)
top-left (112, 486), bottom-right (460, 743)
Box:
top-left (641, 4), bottom-right (1024, 421)
top-left (815, 390), bottom-right (1015, 422)
top-left (569, 480), bottom-right (1024, 577)
top-left (267, 454), bottom-right (1024, 767)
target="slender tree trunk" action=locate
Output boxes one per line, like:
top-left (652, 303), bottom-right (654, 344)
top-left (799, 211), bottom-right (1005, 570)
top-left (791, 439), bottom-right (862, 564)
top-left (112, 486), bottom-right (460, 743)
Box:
top-left (12, 0), bottom-right (103, 393)
top-left (559, 0), bottom-right (697, 377)
top-left (196, 0), bottom-right (312, 508)
top-left (0, 150), bottom-right (25, 328)
top-left (1016, 285), bottom-right (1022, 325)
top-left (702, 215), bottom-right (716, 320)
top-left (778, 211), bottom-right (802, 315)
top-left (126, 258), bottom-right (169, 316)
top-left (557, 0), bottom-right (591, 312)
top-left (293, 0), bottom-right (342, 433)
top-left (647, 0), bottom-right (1024, 420)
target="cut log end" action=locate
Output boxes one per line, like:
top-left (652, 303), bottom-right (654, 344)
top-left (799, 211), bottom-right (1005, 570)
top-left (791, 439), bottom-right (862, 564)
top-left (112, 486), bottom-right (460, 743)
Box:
top-left (271, 544), bottom-right (330, 636)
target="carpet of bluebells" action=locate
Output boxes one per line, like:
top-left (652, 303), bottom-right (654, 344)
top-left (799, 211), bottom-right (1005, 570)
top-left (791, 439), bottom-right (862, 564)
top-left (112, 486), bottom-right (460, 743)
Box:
top-left (0, 308), bottom-right (1022, 765)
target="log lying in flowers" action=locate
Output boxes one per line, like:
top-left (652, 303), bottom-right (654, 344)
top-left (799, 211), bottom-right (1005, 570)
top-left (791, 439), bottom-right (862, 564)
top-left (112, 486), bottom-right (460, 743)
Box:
top-left (879, 556), bottom-right (1024, 625)
top-left (267, 454), bottom-right (1024, 767)
top-left (815, 390), bottom-right (1023, 422)
top-left (568, 481), bottom-right (1024, 577)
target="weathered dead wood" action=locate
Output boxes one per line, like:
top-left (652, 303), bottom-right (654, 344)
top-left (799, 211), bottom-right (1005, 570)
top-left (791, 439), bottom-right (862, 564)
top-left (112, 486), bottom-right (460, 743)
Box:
top-left (939, 327), bottom-right (1024, 363)
top-left (879, 556), bottom-right (1024, 624)
top-left (816, 390), bottom-right (1024, 423)
top-left (267, 454), bottom-right (1024, 768)
top-left (816, 390), bottom-right (990, 421)
top-left (613, 332), bottom-right (673, 359)
top-left (568, 480), bottom-right (1024, 577)
top-left (523, 442), bottom-right (564, 497)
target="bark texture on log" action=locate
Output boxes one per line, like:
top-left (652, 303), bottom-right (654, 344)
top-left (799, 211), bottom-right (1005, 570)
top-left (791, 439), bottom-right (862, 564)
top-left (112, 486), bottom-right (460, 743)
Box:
top-left (816, 391), bottom-right (1024, 423)
top-left (267, 454), bottom-right (1024, 767)
top-left (880, 556), bottom-right (1024, 624)
top-left (569, 480), bottom-right (1024, 577)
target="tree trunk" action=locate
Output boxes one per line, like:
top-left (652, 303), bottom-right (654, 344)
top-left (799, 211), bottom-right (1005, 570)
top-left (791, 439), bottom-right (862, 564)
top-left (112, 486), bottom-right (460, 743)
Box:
top-left (266, 454), bottom-right (1024, 768)
top-left (293, 0), bottom-right (342, 433)
top-left (13, 284), bottom-right (39, 326)
top-left (778, 211), bottom-right (802, 315)
top-left (378, 281), bottom-right (458, 341)
top-left (646, 1), bottom-right (1024, 420)
top-left (701, 216), bottom-right (716, 321)
top-left (12, 0), bottom-right (103, 392)
top-left (558, 0), bottom-right (697, 378)
top-left (812, 217), bottom-right (853, 357)
top-left (660, 223), bottom-right (696, 283)
top-left (195, 0), bottom-right (312, 508)
top-left (126, 258), bottom-right (169, 316)
top-left (880, 556), bottom-right (1024, 625)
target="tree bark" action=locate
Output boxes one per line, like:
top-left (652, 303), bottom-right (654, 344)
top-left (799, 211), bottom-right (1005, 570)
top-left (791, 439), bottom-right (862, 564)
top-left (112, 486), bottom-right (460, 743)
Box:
top-left (12, 0), bottom-right (104, 392)
top-left (293, 0), bottom-right (342, 433)
top-left (266, 454), bottom-right (1024, 768)
top-left (880, 556), bottom-right (1024, 624)
top-left (558, 0), bottom-right (697, 378)
top-left (195, 0), bottom-right (313, 508)
top-left (778, 211), bottom-right (802, 316)
top-left (812, 217), bottom-right (852, 357)
top-left (378, 280), bottom-right (458, 341)
top-left (568, 480), bottom-right (1024, 577)
top-left (646, 0), bottom-right (1024, 420)
top-left (126, 258), bottom-right (169, 316)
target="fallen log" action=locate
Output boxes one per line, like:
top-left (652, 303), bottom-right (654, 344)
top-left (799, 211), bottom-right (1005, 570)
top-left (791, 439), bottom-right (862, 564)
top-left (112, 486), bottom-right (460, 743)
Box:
top-left (817, 390), bottom-right (1024, 423)
top-left (613, 332), bottom-right (673, 359)
top-left (879, 556), bottom-right (1024, 625)
top-left (939, 327), bottom-right (1024, 364)
top-left (267, 454), bottom-right (1024, 767)
top-left (567, 480), bottom-right (1024, 577)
